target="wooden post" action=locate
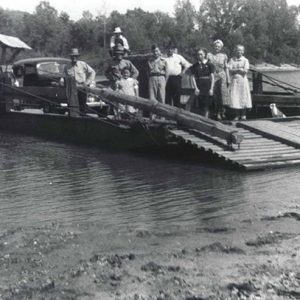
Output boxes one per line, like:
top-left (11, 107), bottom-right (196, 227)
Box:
top-left (0, 75), bottom-right (4, 114)
top-left (252, 71), bottom-right (263, 94)
top-left (66, 76), bottom-right (80, 117)
top-left (86, 86), bottom-right (244, 145)
top-left (0, 45), bottom-right (7, 65)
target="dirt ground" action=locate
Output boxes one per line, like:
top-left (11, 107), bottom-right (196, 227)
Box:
top-left (0, 211), bottom-right (300, 300)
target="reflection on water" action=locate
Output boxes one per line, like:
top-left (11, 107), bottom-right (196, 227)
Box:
top-left (0, 132), bottom-right (300, 233)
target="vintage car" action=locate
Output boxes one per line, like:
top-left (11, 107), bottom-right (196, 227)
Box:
top-left (9, 57), bottom-right (69, 113)
top-left (6, 57), bottom-right (108, 114)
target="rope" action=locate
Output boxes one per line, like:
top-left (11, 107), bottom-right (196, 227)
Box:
top-left (260, 79), bottom-right (298, 94)
top-left (262, 76), bottom-right (300, 94)
top-left (250, 68), bottom-right (300, 94)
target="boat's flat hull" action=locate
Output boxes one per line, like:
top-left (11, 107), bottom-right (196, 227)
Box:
top-left (0, 111), bottom-right (169, 150)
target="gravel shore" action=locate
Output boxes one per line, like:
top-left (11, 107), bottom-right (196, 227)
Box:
top-left (0, 211), bottom-right (300, 300)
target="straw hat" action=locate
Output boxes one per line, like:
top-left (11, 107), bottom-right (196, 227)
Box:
top-left (113, 27), bottom-right (122, 34)
top-left (69, 48), bottom-right (80, 56)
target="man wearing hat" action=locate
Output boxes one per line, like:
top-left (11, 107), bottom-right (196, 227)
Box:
top-left (110, 27), bottom-right (130, 56)
top-left (105, 45), bottom-right (139, 86)
top-left (62, 48), bottom-right (95, 116)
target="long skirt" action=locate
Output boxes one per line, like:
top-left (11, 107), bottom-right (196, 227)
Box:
top-left (229, 74), bottom-right (252, 109)
top-left (213, 72), bottom-right (230, 107)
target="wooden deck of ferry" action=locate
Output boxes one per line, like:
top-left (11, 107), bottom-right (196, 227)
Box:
top-left (82, 86), bottom-right (300, 172)
top-left (168, 117), bottom-right (300, 171)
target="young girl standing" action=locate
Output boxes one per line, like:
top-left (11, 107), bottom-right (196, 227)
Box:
top-left (115, 67), bottom-right (139, 116)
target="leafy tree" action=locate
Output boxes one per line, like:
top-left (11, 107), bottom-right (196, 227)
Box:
top-left (151, 12), bottom-right (176, 51)
top-left (2, 0), bottom-right (300, 67)
top-left (174, 0), bottom-right (196, 37)
top-left (22, 1), bottom-right (60, 54)
top-left (0, 8), bottom-right (14, 35)
top-left (198, 0), bottom-right (300, 63)
top-left (237, 0), bottom-right (269, 62)
top-left (70, 16), bottom-right (97, 52)
top-left (199, 0), bottom-right (244, 44)
top-left (52, 12), bottom-right (73, 56)
top-left (174, 0), bottom-right (200, 56)
top-left (261, 0), bottom-right (299, 62)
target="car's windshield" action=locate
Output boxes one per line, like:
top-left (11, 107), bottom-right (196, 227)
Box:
top-left (36, 62), bottom-right (66, 77)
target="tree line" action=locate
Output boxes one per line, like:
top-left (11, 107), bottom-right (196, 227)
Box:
top-left (0, 0), bottom-right (300, 71)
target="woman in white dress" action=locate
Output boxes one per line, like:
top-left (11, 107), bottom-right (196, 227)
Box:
top-left (228, 45), bottom-right (252, 121)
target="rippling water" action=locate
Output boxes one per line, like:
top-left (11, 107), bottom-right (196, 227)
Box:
top-left (0, 132), bottom-right (300, 233)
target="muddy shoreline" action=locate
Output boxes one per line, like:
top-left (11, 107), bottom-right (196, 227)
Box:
top-left (0, 211), bottom-right (300, 300)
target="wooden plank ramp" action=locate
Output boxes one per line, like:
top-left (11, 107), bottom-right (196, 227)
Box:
top-left (169, 121), bottom-right (300, 171)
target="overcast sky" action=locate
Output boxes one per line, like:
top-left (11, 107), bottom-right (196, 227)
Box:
top-left (1, 0), bottom-right (300, 20)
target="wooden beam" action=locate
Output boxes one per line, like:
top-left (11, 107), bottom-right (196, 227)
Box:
top-left (87, 87), bottom-right (244, 146)
top-left (0, 45), bottom-right (7, 65)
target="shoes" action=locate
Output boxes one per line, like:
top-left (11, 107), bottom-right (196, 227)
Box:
top-left (233, 117), bottom-right (239, 121)
top-left (240, 116), bottom-right (247, 121)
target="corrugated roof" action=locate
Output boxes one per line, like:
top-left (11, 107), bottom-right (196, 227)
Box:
top-left (0, 34), bottom-right (31, 50)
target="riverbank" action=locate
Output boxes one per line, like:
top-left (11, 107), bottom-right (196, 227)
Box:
top-left (0, 209), bottom-right (299, 300)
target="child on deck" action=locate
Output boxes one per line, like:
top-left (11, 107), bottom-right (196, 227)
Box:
top-left (115, 67), bottom-right (139, 117)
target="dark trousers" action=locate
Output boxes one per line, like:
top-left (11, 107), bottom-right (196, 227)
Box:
top-left (78, 89), bottom-right (87, 113)
top-left (165, 75), bottom-right (182, 107)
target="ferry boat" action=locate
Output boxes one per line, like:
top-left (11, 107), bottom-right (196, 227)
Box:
top-left (0, 56), bottom-right (170, 150)
top-left (2, 34), bottom-right (300, 171)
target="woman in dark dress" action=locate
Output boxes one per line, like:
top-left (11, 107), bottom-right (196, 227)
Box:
top-left (190, 48), bottom-right (215, 118)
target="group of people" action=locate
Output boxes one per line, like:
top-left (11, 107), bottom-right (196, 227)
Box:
top-left (62, 26), bottom-right (252, 121)
top-left (185, 40), bottom-right (252, 120)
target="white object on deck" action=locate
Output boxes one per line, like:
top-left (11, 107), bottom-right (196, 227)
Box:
top-left (270, 103), bottom-right (286, 118)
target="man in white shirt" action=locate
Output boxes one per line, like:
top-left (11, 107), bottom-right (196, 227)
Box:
top-left (110, 27), bottom-right (130, 56)
top-left (165, 44), bottom-right (191, 107)
top-left (62, 48), bottom-right (95, 116)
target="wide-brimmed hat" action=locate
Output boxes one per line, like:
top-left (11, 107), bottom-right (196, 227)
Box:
top-left (113, 45), bottom-right (125, 54)
top-left (69, 48), bottom-right (80, 56)
top-left (113, 27), bottom-right (122, 34)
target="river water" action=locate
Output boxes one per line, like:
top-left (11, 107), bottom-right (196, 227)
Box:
top-left (0, 132), bottom-right (300, 234)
